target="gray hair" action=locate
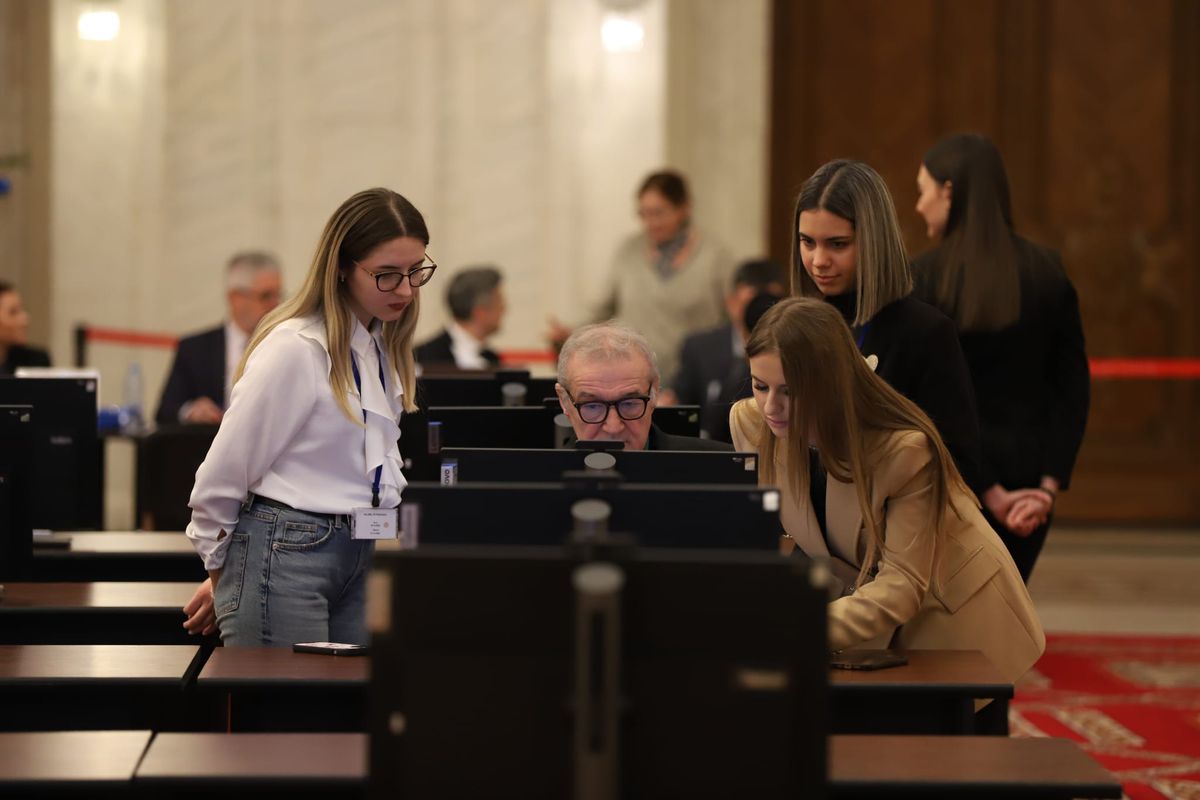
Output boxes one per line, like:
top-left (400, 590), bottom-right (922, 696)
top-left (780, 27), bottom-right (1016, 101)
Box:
top-left (226, 251), bottom-right (282, 292)
top-left (446, 266), bottom-right (502, 321)
top-left (557, 320), bottom-right (660, 390)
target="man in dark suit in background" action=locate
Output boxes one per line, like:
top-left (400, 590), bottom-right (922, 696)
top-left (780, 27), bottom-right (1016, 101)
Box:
top-left (663, 259), bottom-right (786, 441)
top-left (415, 266), bottom-right (505, 370)
top-left (556, 320), bottom-right (731, 452)
top-left (155, 252), bottom-right (283, 425)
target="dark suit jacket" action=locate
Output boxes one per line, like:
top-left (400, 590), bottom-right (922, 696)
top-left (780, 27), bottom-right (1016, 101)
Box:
top-left (647, 423), bottom-right (734, 452)
top-left (828, 292), bottom-right (986, 496)
top-left (156, 325), bottom-right (226, 425)
top-left (913, 236), bottom-right (1090, 490)
top-left (671, 323), bottom-right (749, 443)
top-left (0, 344), bottom-right (51, 377)
top-left (414, 329), bottom-right (500, 369)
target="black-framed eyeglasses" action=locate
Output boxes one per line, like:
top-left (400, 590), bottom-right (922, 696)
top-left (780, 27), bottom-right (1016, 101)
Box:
top-left (355, 256), bottom-right (438, 292)
top-left (564, 386), bottom-right (653, 424)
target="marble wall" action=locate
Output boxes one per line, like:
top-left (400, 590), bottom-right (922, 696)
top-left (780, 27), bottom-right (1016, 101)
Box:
top-left (31, 0), bottom-right (770, 525)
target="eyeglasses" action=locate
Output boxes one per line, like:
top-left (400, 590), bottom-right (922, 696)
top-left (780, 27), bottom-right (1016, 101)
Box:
top-left (355, 256), bottom-right (438, 292)
top-left (564, 386), bottom-right (653, 424)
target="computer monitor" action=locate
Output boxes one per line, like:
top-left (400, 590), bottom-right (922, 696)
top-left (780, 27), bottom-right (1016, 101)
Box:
top-left (415, 371), bottom-right (558, 407)
top-left (399, 481), bottom-right (782, 550)
top-left (439, 447), bottom-right (759, 485)
top-left (368, 546), bottom-right (828, 799)
top-left (136, 424), bottom-right (219, 530)
top-left (0, 405), bottom-right (34, 581)
top-left (0, 377), bottom-right (102, 531)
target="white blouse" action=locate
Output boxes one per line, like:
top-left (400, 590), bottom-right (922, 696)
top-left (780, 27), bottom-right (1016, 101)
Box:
top-left (186, 313), bottom-right (407, 570)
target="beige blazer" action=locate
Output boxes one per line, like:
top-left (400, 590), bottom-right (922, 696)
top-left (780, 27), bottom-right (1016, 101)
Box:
top-left (730, 400), bottom-right (1045, 683)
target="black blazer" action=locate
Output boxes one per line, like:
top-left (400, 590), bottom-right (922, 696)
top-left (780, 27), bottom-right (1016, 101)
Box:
top-left (827, 292), bottom-right (986, 496)
top-left (913, 236), bottom-right (1089, 490)
top-left (647, 424), bottom-right (734, 452)
top-left (671, 323), bottom-right (750, 443)
top-left (156, 325), bottom-right (226, 425)
top-left (0, 344), bottom-right (51, 376)
top-left (414, 329), bottom-right (500, 369)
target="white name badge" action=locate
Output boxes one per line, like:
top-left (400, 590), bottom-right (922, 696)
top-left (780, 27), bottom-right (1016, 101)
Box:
top-left (352, 507), bottom-right (397, 540)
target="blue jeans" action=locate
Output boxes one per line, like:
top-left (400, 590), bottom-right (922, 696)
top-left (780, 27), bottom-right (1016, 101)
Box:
top-left (213, 497), bottom-right (374, 647)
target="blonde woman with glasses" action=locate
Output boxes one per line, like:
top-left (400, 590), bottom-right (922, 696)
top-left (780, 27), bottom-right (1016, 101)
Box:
top-left (181, 188), bottom-right (436, 646)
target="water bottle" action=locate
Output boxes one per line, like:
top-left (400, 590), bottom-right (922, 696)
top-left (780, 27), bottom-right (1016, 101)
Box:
top-left (122, 362), bottom-right (144, 435)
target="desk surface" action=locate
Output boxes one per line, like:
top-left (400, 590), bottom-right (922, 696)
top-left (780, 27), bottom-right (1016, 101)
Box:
top-left (829, 735), bottom-right (1121, 797)
top-left (0, 730), bottom-right (152, 784)
top-left (137, 732), bottom-right (365, 781)
top-left (0, 582), bottom-right (197, 610)
top-left (199, 647), bottom-right (368, 686)
top-left (0, 644), bottom-right (201, 684)
top-left (44, 531), bottom-right (195, 555)
top-left (829, 649), bottom-right (1011, 698)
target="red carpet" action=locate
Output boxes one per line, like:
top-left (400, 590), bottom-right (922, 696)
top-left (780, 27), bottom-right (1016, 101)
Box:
top-left (1011, 633), bottom-right (1200, 799)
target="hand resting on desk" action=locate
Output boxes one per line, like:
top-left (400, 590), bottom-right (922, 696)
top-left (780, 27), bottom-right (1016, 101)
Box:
top-left (182, 571), bottom-right (221, 636)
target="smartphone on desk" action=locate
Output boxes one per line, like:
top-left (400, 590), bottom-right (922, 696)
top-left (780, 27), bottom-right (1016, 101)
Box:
top-left (830, 649), bottom-right (908, 671)
top-left (292, 642), bottom-right (369, 656)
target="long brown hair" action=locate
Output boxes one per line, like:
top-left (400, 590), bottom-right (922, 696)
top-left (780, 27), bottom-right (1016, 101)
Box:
top-left (237, 188), bottom-right (428, 421)
top-left (746, 297), bottom-right (967, 581)
top-left (922, 133), bottom-right (1020, 331)
top-left (791, 160), bottom-right (912, 326)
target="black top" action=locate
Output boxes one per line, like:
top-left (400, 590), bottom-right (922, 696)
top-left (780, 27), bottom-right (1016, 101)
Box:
top-left (826, 291), bottom-right (986, 495)
top-left (414, 329), bottom-right (500, 370)
top-left (671, 323), bottom-right (749, 443)
top-left (646, 423), bottom-right (735, 452)
top-left (913, 236), bottom-right (1090, 489)
top-left (0, 344), bottom-right (51, 377)
top-left (156, 325), bottom-right (226, 425)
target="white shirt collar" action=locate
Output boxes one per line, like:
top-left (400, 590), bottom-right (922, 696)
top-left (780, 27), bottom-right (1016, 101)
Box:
top-left (447, 321), bottom-right (490, 370)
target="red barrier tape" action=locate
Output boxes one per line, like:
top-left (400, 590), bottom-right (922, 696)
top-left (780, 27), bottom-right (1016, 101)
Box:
top-left (77, 327), bottom-right (1200, 378)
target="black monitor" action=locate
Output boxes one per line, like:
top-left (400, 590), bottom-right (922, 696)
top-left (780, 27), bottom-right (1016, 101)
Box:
top-left (416, 371), bottom-right (559, 407)
top-left (0, 405), bottom-right (34, 581)
top-left (0, 378), bottom-right (102, 531)
top-left (439, 447), bottom-right (759, 484)
top-left (368, 546), bottom-right (828, 799)
top-left (399, 481), bottom-right (782, 550)
top-left (136, 424), bottom-right (219, 530)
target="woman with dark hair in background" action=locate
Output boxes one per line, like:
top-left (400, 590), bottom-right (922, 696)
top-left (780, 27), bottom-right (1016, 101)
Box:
top-left (0, 281), bottom-right (51, 376)
top-left (790, 159), bottom-right (987, 500)
top-left (547, 170), bottom-right (735, 382)
top-left (913, 133), bottom-right (1089, 582)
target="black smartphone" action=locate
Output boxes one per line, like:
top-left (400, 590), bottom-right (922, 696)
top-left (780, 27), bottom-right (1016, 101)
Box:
top-left (829, 649), bottom-right (908, 671)
top-left (292, 641), bottom-right (369, 656)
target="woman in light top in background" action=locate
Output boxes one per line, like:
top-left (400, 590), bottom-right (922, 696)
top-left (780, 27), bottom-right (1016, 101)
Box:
top-left (730, 297), bottom-right (1044, 684)
top-left (181, 188), bottom-right (436, 646)
top-left (547, 170), bottom-right (735, 382)
top-left (913, 133), bottom-right (1089, 582)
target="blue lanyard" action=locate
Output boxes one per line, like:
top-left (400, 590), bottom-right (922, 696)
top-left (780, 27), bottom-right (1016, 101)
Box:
top-left (854, 320), bottom-right (872, 350)
top-left (350, 350), bottom-right (386, 508)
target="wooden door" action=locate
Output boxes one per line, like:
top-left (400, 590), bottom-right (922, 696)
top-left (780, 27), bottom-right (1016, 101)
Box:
top-left (770, 0), bottom-right (1200, 523)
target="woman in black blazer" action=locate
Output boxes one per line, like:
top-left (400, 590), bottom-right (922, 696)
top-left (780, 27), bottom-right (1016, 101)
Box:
top-left (0, 282), bottom-right (50, 376)
top-left (790, 160), bottom-right (987, 499)
top-left (912, 132), bottom-right (1090, 582)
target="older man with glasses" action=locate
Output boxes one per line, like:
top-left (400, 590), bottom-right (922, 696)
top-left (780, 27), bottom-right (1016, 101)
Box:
top-left (555, 321), bottom-right (733, 452)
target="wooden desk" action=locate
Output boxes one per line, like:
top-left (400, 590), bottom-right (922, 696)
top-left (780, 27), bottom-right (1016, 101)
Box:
top-left (0, 644), bottom-right (207, 731)
top-left (0, 582), bottom-right (204, 644)
top-left (829, 735), bottom-right (1122, 799)
top-left (31, 531), bottom-right (205, 582)
top-left (830, 650), bottom-right (1012, 735)
top-left (0, 730), bottom-right (152, 799)
top-left (197, 647), bottom-right (367, 732)
top-left (137, 732), bottom-right (365, 799)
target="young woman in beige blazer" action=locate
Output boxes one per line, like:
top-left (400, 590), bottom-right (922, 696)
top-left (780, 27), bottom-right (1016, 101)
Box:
top-left (730, 297), bottom-right (1044, 684)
